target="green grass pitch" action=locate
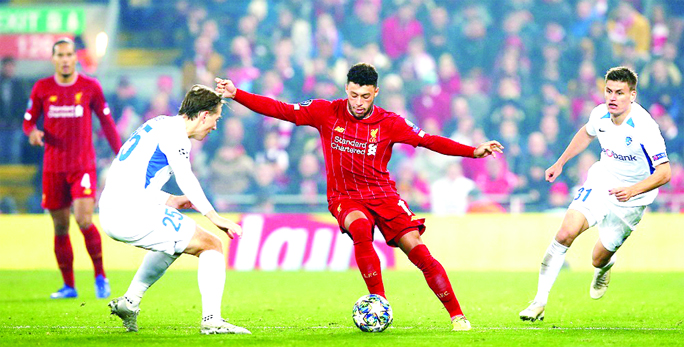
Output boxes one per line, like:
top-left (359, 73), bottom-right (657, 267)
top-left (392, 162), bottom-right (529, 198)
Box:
top-left (1, 270), bottom-right (682, 346)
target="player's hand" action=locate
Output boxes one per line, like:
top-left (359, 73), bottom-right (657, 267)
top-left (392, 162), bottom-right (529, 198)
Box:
top-left (206, 211), bottom-right (243, 239)
top-left (609, 186), bottom-right (636, 202)
top-left (214, 78), bottom-right (237, 99)
top-left (473, 140), bottom-right (504, 158)
top-left (28, 129), bottom-right (44, 147)
top-left (545, 162), bottom-right (563, 182)
top-left (167, 195), bottom-right (195, 210)
top-left (215, 217), bottom-right (243, 239)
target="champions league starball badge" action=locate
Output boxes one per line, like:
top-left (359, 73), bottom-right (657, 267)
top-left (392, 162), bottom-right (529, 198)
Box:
top-left (625, 136), bottom-right (632, 146)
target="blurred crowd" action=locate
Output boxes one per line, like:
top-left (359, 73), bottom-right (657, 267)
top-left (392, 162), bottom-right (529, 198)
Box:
top-left (2, 0), bottom-right (684, 213)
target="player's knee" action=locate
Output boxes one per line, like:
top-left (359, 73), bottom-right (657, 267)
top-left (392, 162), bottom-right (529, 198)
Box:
top-left (75, 219), bottom-right (92, 230)
top-left (344, 211), bottom-right (367, 229)
top-left (592, 253), bottom-right (611, 268)
top-left (555, 228), bottom-right (578, 246)
top-left (203, 233), bottom-right (223, 254)
top-left (347, 218), bottom-right (372, 244)
top-left (397, 230), bottom-right (422, 254)
top-left (53, 223), bottom-right (69, 235)
top-left (592, 258), bottom-right (605, 268)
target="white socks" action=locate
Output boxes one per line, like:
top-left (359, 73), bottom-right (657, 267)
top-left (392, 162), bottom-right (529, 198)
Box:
top-left (198, 250), bottom-right (226, 320)
top-left (595, 254), bottom-right (616, 275)
top-left (123, 249), bottom-right (226, 321)
top-left (533, 240), bottom-right (569, 306)
top-left (125, 251), bottom-right (179, 307)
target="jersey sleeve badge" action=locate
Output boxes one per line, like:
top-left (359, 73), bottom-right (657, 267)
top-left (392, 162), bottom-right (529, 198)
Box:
top-left (293, 99), bottom-right (313, 110)
top-left (404, 119), bottom-right (425, 137)
top-left (652, 152), bottom-right (667, 161)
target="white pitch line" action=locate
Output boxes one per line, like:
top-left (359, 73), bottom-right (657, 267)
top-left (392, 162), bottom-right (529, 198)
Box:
top-left (2, 325), bottom-right (681, 331)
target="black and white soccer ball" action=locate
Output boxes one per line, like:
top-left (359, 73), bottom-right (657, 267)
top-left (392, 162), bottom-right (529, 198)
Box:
top-left (352, 294), bottom-right (393, 332)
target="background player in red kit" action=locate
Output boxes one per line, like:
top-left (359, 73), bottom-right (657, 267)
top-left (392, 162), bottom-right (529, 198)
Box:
top-left (23, 38), bottom-right (122, 299)
top-left (216, 63), bottom-right (503, 331)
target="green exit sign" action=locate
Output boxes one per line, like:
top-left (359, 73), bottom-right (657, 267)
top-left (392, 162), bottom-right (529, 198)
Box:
top-left (0, 7), bottom-right (85, 34)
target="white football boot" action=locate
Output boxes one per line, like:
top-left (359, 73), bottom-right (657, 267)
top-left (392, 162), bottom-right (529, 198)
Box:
top-left (590, 266), bottom-right (612, 299)
top-left (519, 301), bottom-right (545, 322)
top-left (200, 316), bottom-right (251, 335)
top-left (451, 315), bottom-right (472, 331)
top-left (109, 297), bottom-right (140, 332)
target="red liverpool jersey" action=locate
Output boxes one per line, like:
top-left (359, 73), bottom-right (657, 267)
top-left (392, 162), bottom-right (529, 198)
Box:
top-left (234, 89), bottom-right (475, 203)
top-left (23, 73), bottom-right (121, 172)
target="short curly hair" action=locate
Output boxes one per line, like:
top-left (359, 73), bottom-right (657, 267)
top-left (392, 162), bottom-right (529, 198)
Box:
top-left (347, 63), bottom-right (378, 87)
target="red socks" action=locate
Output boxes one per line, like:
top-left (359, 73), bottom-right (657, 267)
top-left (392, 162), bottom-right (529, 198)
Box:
top-left (347, 220), bottom-right (464, 318)
top-left (54, 225), bottom-right (105, 288)
top-left (408, 244), bottom-right (463, 318)
top-left (80, 224), bottom-right (106, 278)
top-left (348, 218), bottom-right (385, 298)
top-left (54, 234), bottom-right (75, 288)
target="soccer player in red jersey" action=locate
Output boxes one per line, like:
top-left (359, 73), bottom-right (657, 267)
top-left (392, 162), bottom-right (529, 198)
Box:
top-left (216, 63), bottom-right (503, 330)
top-left (23, 38), bottom-right (122, 299)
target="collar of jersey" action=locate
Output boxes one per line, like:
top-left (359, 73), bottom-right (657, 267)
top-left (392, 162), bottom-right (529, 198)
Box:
top-left (345, 104), bottom-right (382, 124)
top-left (53, 72), bottom-right (79, 87)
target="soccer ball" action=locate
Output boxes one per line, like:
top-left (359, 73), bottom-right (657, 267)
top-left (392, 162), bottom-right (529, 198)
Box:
top-left (352, 294), bottom-right (393, 332)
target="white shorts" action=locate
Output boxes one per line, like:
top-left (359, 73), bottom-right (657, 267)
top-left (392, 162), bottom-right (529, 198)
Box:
top-left (569, 164), bottom-right (646, 252)
top-left (100, 203), bottom-right (197, 256)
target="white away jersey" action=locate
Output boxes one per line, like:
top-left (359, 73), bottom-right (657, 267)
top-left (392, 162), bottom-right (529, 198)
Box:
top-left (584, 102), bottom-right (669, 206)
top-left (100, 115), bottom-right (214, 215)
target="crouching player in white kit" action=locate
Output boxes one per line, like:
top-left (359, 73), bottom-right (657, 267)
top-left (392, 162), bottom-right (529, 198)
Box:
top-left (519, 67), bottom-right (671, 322)
top-left (100, 84), bottom-right (250, 334)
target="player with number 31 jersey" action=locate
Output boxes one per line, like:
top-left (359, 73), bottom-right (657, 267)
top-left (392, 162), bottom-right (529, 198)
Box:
top-left (520, 67), bottom-right (671, 323)
top-left (584, 102), bottom-right (668, 207)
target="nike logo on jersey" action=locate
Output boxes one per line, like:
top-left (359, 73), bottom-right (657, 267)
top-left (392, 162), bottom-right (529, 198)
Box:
top-left (598, 128), bottom-right (606, 132)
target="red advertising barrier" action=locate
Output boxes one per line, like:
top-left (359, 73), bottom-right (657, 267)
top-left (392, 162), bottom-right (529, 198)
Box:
top-left (0, 34), bottom-right (72, 60)
top-left (228, 214), bottom-right (395, 271)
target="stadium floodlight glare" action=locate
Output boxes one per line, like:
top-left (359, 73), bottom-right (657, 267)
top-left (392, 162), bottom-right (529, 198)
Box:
top-left (96, 32), bottom-right (108, 58)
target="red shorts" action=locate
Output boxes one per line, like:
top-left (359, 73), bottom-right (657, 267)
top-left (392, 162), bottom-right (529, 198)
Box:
top-left (42, 170), bottom-right (97, 210)
top-left (328, 197), bottom-right (426, 247)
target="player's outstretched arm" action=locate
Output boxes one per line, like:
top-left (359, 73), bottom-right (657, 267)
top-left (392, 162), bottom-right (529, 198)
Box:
top-left (418, 134), bottom-right (480, 157)
top-left (473, 140), bottom-right (504, 158)
top-left (418, 134), bottom-right (503, 158)
top-left (205, 210), bottom-right (243, 239)
top-left (609, 162), bottom-right (671, 202)
top-left (215, 77), bottom-right (302, 124)
top-left (546, 126), bottom-right (594, 182)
